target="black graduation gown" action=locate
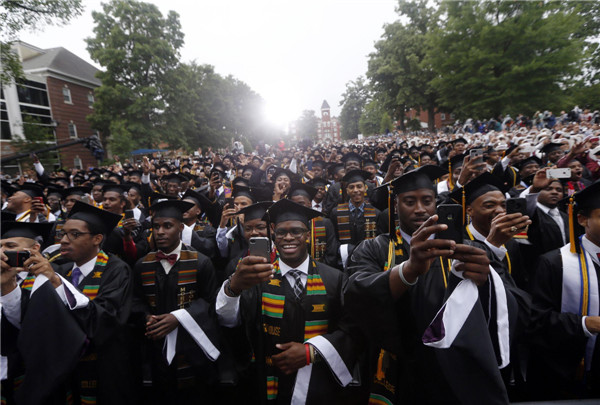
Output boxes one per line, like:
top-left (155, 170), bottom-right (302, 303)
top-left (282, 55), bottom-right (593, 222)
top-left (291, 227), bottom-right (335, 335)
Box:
top-left (53, 253), bottom-right (137, 404)
top-left (330, 204), bottom-right (381, 248)
top-left (238, 260), bottom-right (358, 405)
top-left (526, 207), bottom-right (569, 274)
top-left (345, 234), bottom-right (523, 405)
top-left (131, 245), bottom-right (221, 404)
top-left (323, 182), bottom-right (376, 216)
top-left (103, 224), bottom-right (149, 267)
top-left (191, 223), bottom-right (218, 259)
top-left (528, 249), bottom-right (600, 399)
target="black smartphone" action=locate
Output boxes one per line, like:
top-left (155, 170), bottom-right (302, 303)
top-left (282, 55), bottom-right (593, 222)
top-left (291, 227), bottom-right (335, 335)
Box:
top-left (506, 198), bottom-right (527, 216)
top-left (435, 204), bottom-right (463, 244)
top-left (4, 251), bottom-right (31, 268)
top-left (124, 209), bottom-right (135, 219)
top-left (225, 197), bottom-right (234, 208)
top-left (249, 237), bottom-right (271, 261)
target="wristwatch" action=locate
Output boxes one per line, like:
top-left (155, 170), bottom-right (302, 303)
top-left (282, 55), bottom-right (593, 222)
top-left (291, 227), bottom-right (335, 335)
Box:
top-left (225, 275), bottom-right (241, 297)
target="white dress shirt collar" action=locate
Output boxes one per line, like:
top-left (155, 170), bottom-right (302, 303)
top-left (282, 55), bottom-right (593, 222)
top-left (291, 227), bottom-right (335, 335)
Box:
top-left (279, 255), bottom-right (310, 277)
top-left (582, 236), bottom-right (600, 267)
top-left (71, 252), bottom-right (99, 279)
top-left (159, 242), bottom-right (183, 274)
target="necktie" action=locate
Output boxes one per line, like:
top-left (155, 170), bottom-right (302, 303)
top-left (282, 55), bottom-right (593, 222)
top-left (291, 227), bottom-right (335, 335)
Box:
top-left (549, 208), bottom-right (566, 244)
top-left (156, 251), bottom-right (178, 265)
top-left (71, 267), bottom-right (82, 287)
top-left (288, 269), bottom-right (304, 300)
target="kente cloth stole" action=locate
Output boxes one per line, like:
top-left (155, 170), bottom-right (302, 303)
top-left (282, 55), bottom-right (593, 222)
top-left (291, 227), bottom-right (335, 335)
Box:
top-left (65, 250), bottom-right (108, 300)
top-left (310, 217), bottom-right (327, 262)
top-left (65, 251), bottom-right (108, 405)
top-left (261, 256), bottom-right (329, 402)
top-left (140, 247), bottom-right (199, 310)
top-left (336, 203), bottom-right (377, 243)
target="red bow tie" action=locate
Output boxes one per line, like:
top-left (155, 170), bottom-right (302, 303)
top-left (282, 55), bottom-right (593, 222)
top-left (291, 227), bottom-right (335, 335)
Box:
top-left (156, 251), bottom-right (178, 265)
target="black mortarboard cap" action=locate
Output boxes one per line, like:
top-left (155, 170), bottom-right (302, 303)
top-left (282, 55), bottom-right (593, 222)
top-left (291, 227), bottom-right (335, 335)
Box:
top-left (264, 199), bottom-right (322, 225)
top-left (148, 191), bottom-right (176, 206)
top-left (232, 177), bottom-right (250, 188)
top-left (362, 159), bottom-right (377, 168)
top-left (448, 172), bottom-right (505, 206)
top-left (46, 186), bottom-right (64, 198)
top-left (574, 179), bottom-right (600, 211)
top-left (1, 221), bottom-right (54, 242)
top-left (18, 183), bottom-right (44, 198)
top-left (101, 183), bottom-right (129, 195)
top-left (341, 169), bottom-right (371, 184)
top-left (68, 201), bottom-right (122, 235)
top-left (1, 181), bottom-right (17, 196)
top-left (107, 173), bottom-right (123, 183)
top-left (446, 153), bottom-right (466, 171)
top-left (327, 162), bottom-right (344, 176)
top-left (163, 173), bottom-right (186, 184)
top-left (272, 167), bottom-right (298, 183)
top-left (123, 182), bottom-right (142, 193)
top-left (516, 156), bottom-right (543, 171)
top-left (341, 152), bottom-right (363, 165)
top-left (541, 142), bottom-right (563, 155)
top-left (150, 200), bottom-right (194, 221)
top-left (238, 201), bottom-right (273, 222)
top-left (451, 137), bottom-right (468, 145)
top-left (312, 160), bottom-right (326, 168)
top-left (390, 165), bottom-right (447, 195)
top-left (308, 178), bottom-right (328, 188)
top-left (128, 170), bottom-right (143, 178)
top-left (182, 189), bottom-right (212, 212)
top-left (60, 186), bottom-right (91, 199)
top-left (288, 182), bottom-right (318, 201)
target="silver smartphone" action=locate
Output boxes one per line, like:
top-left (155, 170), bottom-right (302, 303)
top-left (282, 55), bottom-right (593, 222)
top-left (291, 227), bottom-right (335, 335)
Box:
top-left (249, 237), bottom-right (271, 261)
top-left (470, 148), bottom-right (484, 164)
top-left (547, 168), bottom-right (571, 179)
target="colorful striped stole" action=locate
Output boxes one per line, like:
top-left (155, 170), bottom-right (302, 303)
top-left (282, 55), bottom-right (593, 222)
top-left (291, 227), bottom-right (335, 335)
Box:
top-left (309, 217), bottom-right (327, 262)
top-left (336, 203), bottom-right (378, 243)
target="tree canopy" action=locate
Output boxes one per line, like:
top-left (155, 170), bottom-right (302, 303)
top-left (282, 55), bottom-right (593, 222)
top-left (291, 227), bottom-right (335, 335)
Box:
top-left (339, 76), bottom-right (370, 139)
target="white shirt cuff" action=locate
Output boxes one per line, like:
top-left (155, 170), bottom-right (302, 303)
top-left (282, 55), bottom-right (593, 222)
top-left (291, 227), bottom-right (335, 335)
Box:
top-left (55, 274), bottom-right (90, 310)
top-left (0, 285), bottom-right (22, 328)
top-left (215, 281), bottom-right (241, 327)
top-left (582, 316), bottom-right (596, 338)
top-left (519, 186), bottom-right (531, 198)
top-left (33, 161), bottom-right (44, 176)
top-left (484, 239), bottom-right (508, 261)
top-left (141, 173), bottom-right (150, 184)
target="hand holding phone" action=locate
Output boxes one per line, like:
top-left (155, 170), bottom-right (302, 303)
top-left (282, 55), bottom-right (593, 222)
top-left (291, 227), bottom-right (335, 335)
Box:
top-left (435, 204), bottom-right (464, 244)
top-left (4, 251), bottom-right (31, 268)
top-left (249, 237), bottom-right (271, 262)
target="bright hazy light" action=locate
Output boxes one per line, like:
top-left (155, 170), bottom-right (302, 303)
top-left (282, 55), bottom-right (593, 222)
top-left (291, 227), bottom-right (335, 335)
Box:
top-left (264, 98), bottom-right (300, 132)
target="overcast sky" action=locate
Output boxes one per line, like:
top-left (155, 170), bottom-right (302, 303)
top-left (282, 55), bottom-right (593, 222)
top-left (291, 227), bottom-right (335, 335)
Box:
top-left (18, 0), bottom-right (398, 129)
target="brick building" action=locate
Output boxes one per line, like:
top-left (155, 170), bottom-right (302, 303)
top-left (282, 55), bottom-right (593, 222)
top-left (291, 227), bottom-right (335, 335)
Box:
top-left (1, 42), bottom-right (101, 173)
top-left (404, 108), bottom-right (455, 129)
top-left (316, 100), bottom-right (341, 142)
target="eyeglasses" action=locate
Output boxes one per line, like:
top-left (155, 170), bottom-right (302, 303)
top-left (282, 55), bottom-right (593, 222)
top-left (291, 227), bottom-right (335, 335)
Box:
top-left (274, 227), bottom-right (308, 238)
top-left (243, 224), bottom-right (268, 234)
top-left (56, 230), bottom-right (93, 241)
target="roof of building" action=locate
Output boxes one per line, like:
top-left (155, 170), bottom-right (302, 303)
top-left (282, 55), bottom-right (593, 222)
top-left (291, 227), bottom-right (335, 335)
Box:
top-left (321, 100), bottom-right (330, 109)
top-left (20, 44), bottom-right (101, 87)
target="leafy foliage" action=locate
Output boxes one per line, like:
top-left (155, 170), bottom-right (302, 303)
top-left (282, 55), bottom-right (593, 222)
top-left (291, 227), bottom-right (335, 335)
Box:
top-left (295, 110), bottom-right (319, 140)
top-left (0, 0), bottom-right (84, 83)
top-left (339, 76), bottom-right (370, 139)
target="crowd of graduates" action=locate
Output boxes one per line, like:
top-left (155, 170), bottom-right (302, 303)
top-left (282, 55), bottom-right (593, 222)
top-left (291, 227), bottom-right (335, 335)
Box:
top-left (1, 119), bottom-right (600, 404)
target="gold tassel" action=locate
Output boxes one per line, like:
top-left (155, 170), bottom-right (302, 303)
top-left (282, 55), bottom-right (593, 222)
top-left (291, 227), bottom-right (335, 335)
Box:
top-left (448, 161), bottom-right (453, 191)
top-left (569, 196), bottom-right (576, 253)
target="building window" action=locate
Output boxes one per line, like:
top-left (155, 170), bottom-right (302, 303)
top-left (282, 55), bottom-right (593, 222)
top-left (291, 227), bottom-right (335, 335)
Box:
top-left (68, 122), bottom-right (77, 139)
top-left (450, 113), bottom-right (455, 119)
top-left (441, 113), bottom-right (446, 120)
top-left (63, 86), bottom-right (72, 103)
top-left (88, 92), bottom-right (94, 108)
top-left (74, 156), bottom-right (82, 170)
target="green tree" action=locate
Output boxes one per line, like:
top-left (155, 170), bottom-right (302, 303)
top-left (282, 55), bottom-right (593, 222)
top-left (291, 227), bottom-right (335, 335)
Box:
top-left (339, 76), bottom-right (370, 139)
top-left (0, 0), bottom-right (84, 83)
top-left (367, 0), bottom-right (439, 131)
top-left (85, 0), bottom-right (184, 155)
top-left (295, 110), bottom-right (318, 140)
top-left (427, 1), bottom-right (584, 119)
top-left (359, 99), bottom-right (387, 136)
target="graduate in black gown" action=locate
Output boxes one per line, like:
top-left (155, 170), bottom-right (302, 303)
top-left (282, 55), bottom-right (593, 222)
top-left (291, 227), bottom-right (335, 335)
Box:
top-left (132, 199), bottom-right (221, 404)
top-left (448, 173), bottom-right (532, 290)
top-left (345, 165), bottom-right (523, 405)
top-left (16, 201), bottom-right (137, 404)
top-left (329, 170), bottom-right (380, 269)
top-left (0, 219), bottom-right (64, 405)
top-left (216, 199), bottom-right (359, 404)
top-left (181, 189), bottom-right (218, 259)
top-left (528, 180), bottom-right (600, 399)
top-left (288, 182), bottom-right (340, 269)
